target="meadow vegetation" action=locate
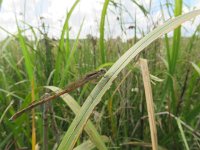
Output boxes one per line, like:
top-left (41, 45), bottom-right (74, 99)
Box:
top-left (0, 0), bottom-right (200, 149)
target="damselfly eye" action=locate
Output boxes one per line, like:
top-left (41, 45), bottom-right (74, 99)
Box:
top-left (99, 68), bottom-right (107, 74)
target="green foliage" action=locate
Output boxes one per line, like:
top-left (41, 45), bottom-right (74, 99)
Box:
top-left (58, 9), bottom-right (200, 150)
top-left (54, 0), bottom-right (80, 86)
top-left (0, 1), bottom-right (200, 150)
top-left (99, 0), bottom-right (110, 64)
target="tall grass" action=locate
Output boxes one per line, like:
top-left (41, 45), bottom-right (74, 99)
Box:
top-left (54, 0), bottom-right (80, 86)
top-left (58, 9), bottom-right (200, 150)
top-left (17, 18), bottom-right (37, 149)
top-left (0, 1), bottom-right (200, 150)
top-left (99, 0), bottom-right (110, 64)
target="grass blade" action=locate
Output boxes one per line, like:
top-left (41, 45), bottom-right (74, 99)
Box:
top-left (73, 136), bottom-right (109, 150)
top-left (140, 58), bottom-right (158, 150)
top-left (54, 0), bottom-right (80, 85)
top-left (16, 17), bottom-right (36, 149)
top-left (60, 18), bottom-right (85, 86)
top-left (99, 0), bottom-right (110, 64)
top-left (0, 100), bottom-right (14, 125)
top-left (46, 86), bottom-right (108, 150)
top-left (176, 118), bottom-right (190, 150)
top-left (191, 62), bottom-right (200, 75)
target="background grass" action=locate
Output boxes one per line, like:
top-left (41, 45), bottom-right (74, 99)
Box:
top-left (0, 0), bottom-right (200, 150)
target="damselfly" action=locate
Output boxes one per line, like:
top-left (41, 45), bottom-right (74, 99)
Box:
top-left (10, 69), bottom-right (106, 121)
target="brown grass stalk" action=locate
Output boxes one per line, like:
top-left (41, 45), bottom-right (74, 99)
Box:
top-left (139, 58), bottom-right (158, 150)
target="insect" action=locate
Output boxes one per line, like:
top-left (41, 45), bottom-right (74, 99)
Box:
top-left (10, 69), bottom-right (106, 121)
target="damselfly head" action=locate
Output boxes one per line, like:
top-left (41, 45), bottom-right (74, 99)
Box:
top-left (98, 68), bottom-right (107, 74)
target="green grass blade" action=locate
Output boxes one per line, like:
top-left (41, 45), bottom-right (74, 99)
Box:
top-left (59, 0), bottom-right (80, 51)
top-left (99, 0), bottom-right (110, 64)
top-left (176, 118), bottom-right (190, 150)
top-left (1, 37), bottom-right (23, 79)
top-left (170, 0), bottom-right (182, 108)
top-left (191, 62), bottom-right (200, 75)
top-left (73, 136), bottom-right (109, 150)
top-left (54, 0), bottom-right (80, 84)
top-left (17, 27), bottom-right (34, 80)
top-left (0, 133), bottom-right (13, 149)
top-left (58, 9), bottom-right (200, 150)
top-left (161, 0), bottom-right (183, 112)
top-left (130, 0), bottom-right (148, 16)
top-left (0, 88), bottom-right (23, 101)
top-left (60, 18), bottom-right (85, 86)
top-left (0, 100), bottom-right (14, 125)
top-left (170, 0), bottom-right (182, 73)
top-left (184, 62), bottom-right (200, 117)
top-left (45, 86), bottom-right (108, 150)
top-left (16, 17), bottom-right (37, 149)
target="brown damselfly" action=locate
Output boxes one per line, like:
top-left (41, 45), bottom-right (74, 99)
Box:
top-left (10, 69), bottom-right (106, 121)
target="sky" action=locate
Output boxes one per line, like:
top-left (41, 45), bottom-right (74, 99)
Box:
top-left (0, 0), bottom-right (200, 41)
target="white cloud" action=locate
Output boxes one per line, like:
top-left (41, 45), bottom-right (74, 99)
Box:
top-left (0, 0), bottom-right (200, 40)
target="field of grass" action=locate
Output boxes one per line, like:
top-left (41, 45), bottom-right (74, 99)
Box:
top-left (0, 0), bottom-right (200, 150)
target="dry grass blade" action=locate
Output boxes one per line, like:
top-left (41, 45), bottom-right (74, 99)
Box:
top-left (139, 58), bottom-right (158, 150)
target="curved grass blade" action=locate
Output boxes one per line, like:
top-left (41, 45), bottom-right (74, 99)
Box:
top-left (0, 100), bottom-right (14, 125)
top-left (46, 86), bottom-right (108, 150)
top-left (58, 9), bottom-right (200, 150)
